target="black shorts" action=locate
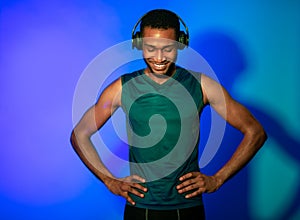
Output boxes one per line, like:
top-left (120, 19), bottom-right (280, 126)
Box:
top-left (124, 204), bottom-right (205, 220)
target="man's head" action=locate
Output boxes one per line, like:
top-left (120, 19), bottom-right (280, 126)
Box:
top-left (132, 9), bottom-right (189, 77)
top-left (132, 9), bottom-right (189, 50)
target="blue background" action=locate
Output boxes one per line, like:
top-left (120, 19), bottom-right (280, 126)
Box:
top-left (1, 0), bottom-right (299, 219)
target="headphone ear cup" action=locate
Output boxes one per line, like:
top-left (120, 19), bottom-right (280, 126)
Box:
top-left (178, 31), bottom-right (188, 50)
top-left (132, 31), bottom-right (143, 50)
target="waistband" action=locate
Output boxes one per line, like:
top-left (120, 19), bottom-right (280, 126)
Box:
top-left (124, 204), bottom-right (205, 220)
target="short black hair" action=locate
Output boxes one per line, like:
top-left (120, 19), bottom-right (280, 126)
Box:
top-left (140, 9), bottom-right (180, 38)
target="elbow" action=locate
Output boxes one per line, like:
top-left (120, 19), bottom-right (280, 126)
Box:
top-left (70, 130), bottom-right (75, 144)
top-left (262, 128), bottom-right (268, 142)
top-left (70, 128), bottom-right (91, 152)
top-left (261, 128), bottom-right (268, 145)
top-left (244, 121), bottom-right (267, 152)
top-left (70, 130), bottom-right (77, 149)
top-left (70, 129), bottom-right (84, 157)
top-left (258, 121), bottom-right (267, 142)
top-left (253, 124), bottom-right (268, 150)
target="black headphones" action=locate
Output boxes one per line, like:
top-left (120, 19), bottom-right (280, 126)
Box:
top-left (131, 11), bottom-right (189, 50)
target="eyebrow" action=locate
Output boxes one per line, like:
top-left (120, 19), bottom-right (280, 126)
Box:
top-left (143, 43), bottom-right (176, 50)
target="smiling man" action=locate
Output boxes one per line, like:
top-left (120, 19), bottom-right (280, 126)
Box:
top-left (143, 27), bottom-right (177, 78)
top-left (70, 9), bottom-right (267, 220)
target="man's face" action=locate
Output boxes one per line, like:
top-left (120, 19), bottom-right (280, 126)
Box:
top-left (142, 27), bottom-right (178, 76)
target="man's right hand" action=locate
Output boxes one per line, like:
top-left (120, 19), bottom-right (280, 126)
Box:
top-left (105, 175), bottom-right (148, 205)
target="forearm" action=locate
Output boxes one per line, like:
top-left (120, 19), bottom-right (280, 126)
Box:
top-left (214, 127), bottom-right (267, 188)
top-left (70, 130), bottom-right (114, 185)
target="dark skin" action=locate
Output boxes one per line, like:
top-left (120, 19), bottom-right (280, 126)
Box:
top-left (70, 27), bottom-right (267, 205)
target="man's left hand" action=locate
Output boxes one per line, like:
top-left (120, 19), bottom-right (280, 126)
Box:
top-left (176, 172), bottom-right (220, 198)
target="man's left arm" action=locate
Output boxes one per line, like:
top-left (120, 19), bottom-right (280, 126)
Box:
top-left (177, 74), bottom-right (267, 198)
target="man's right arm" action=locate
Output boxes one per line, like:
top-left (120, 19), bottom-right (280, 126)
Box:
top-left (70, 78), bottom-right (147, 205)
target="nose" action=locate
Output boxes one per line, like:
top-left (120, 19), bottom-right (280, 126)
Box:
top-left (154, 49), bottom-right (165, 62)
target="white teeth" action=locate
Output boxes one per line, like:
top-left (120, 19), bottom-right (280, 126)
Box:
top-left (154, 64), bottom-right (166, 68)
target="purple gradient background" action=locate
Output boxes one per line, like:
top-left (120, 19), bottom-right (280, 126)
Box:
top-left (1, 0), bottom-right (299, 219)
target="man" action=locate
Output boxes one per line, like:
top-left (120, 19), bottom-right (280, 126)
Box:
top-left (70, 9), bottom-right (267, 220)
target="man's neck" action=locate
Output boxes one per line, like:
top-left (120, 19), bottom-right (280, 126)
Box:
top-left (144, 66), bottom-right (176, 85)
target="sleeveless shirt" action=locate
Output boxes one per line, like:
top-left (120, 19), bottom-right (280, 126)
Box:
top-left (121, 66), bottom-right (204, 210)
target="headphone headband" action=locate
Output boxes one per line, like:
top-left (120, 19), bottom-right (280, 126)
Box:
top-left (131, 11), bottom-right (189, 50)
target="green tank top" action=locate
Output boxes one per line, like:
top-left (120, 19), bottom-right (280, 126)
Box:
top-left (121, 66), bottom-right (204, 210)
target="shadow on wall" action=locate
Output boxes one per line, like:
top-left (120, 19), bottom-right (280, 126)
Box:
top-left (193, 31), bottom-right (300, 220)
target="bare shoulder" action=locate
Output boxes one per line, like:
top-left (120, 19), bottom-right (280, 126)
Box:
top-left (96, 77), bottom-right (122, 108)
top-left (105, 77), bottom-right (122, 92)
top-left (200, 73), bottom-right (227, 106)
top-left (201, 74), bottom-right (264, 132)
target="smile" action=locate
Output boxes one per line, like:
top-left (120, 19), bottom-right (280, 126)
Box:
top-left (153, 63), bottom-right (167, 69)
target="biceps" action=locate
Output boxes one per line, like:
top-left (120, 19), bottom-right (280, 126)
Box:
top-left (75, 78), bottom-right (121, 137)
top-left (74, 106), bottom-right (99, 137)
top-left (224, 100), bottom-right (258, 133)
top-left (202, 75), bottom-right (258, 133)
top-left (207, 86), bottom-right (253, 129)
top-left (75, 103), bottom-right (114, 137)
top-left (94, 98), bottom-right (117, 129)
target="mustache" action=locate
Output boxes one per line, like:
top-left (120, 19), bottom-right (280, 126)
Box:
top-left (147, 59), bottom-right (172, 64)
